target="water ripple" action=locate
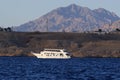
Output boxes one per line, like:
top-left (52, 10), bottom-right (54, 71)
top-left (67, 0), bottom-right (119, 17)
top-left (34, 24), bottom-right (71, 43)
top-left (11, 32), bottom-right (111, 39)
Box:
top-left (0, 57), bottom-right (120, 80)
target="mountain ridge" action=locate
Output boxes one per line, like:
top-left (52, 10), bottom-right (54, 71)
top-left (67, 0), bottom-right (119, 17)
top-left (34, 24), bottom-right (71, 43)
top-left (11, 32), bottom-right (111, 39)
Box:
top-left (14, 4), bottom-right (120, 32)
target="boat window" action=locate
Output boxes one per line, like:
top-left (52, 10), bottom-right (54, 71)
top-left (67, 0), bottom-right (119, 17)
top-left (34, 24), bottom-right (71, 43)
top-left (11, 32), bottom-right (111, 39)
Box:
top-left (53, 53), bottom-right (55, 56)
top-left (56, 54), bottom-right (58, 56)
top-left (44, 49), bottom-right (61, 52)
top-left (46, 53), bottom-right (49, 56)
top-left (66, 54), bottom-right (70, 56)
top-left (60, 53), bottom-right (63, 56)
top-left (56, 50), bottom-right (60, 52)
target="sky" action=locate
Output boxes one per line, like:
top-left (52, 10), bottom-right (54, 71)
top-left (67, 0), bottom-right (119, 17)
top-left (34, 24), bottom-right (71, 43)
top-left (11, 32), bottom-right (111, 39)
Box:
top-left (0, 0), bottom-right (120, 27)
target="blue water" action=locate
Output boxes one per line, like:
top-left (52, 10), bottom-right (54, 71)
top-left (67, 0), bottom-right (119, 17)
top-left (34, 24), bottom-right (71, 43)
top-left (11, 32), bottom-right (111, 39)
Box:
top-left (0, 57), bottom-right (120, 80)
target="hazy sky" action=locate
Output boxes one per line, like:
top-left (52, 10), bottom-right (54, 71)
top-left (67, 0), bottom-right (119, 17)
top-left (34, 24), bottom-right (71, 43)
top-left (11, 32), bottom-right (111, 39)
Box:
top-left (0, 0), bottom-right (120, 27)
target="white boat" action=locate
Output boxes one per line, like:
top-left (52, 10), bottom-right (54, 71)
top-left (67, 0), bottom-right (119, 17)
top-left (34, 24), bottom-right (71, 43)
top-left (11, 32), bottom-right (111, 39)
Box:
top-left (31, 48), bottom-right (71, 59)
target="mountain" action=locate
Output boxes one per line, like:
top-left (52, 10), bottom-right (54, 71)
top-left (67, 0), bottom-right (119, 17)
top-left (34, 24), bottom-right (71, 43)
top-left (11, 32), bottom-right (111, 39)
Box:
top-left (101, 20), bottom-right (120, 31)
top-left (14, 4), bottom-right (120, 32)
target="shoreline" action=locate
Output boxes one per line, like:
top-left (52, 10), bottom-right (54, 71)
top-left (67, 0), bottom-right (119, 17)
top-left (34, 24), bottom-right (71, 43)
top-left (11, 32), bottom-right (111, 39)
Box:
top-left (0, 32), bottom-right (119, 58)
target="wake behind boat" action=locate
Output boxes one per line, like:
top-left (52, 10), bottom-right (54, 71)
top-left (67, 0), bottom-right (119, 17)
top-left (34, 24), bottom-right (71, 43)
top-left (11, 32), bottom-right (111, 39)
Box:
top-left (31, 48), bottom-right (71, 59)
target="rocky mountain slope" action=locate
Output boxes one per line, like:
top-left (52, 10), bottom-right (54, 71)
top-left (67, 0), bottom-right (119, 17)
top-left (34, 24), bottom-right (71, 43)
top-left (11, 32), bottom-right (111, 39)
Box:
top-left (14, 4), bottom-right (120, 32)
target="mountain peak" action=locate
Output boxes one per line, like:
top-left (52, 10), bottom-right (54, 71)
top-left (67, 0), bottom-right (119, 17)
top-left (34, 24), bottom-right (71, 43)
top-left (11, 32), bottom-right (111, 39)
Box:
top-left (68, 4), bottom-right (80, 8)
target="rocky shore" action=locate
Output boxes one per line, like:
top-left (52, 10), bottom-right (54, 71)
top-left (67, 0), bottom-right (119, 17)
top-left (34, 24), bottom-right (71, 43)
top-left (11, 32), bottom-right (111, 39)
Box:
top-left (0, 32), bottom-right (120, 57)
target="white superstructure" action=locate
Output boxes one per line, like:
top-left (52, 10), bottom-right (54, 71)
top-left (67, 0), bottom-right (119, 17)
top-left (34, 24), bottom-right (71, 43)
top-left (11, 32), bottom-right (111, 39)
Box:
top-left (31, 48), bottom-right (71, 59)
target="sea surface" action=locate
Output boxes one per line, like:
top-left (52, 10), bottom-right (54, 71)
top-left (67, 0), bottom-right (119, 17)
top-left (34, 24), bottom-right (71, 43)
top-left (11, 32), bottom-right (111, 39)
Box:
top-left (0, 57), bottom-right (120, 80)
